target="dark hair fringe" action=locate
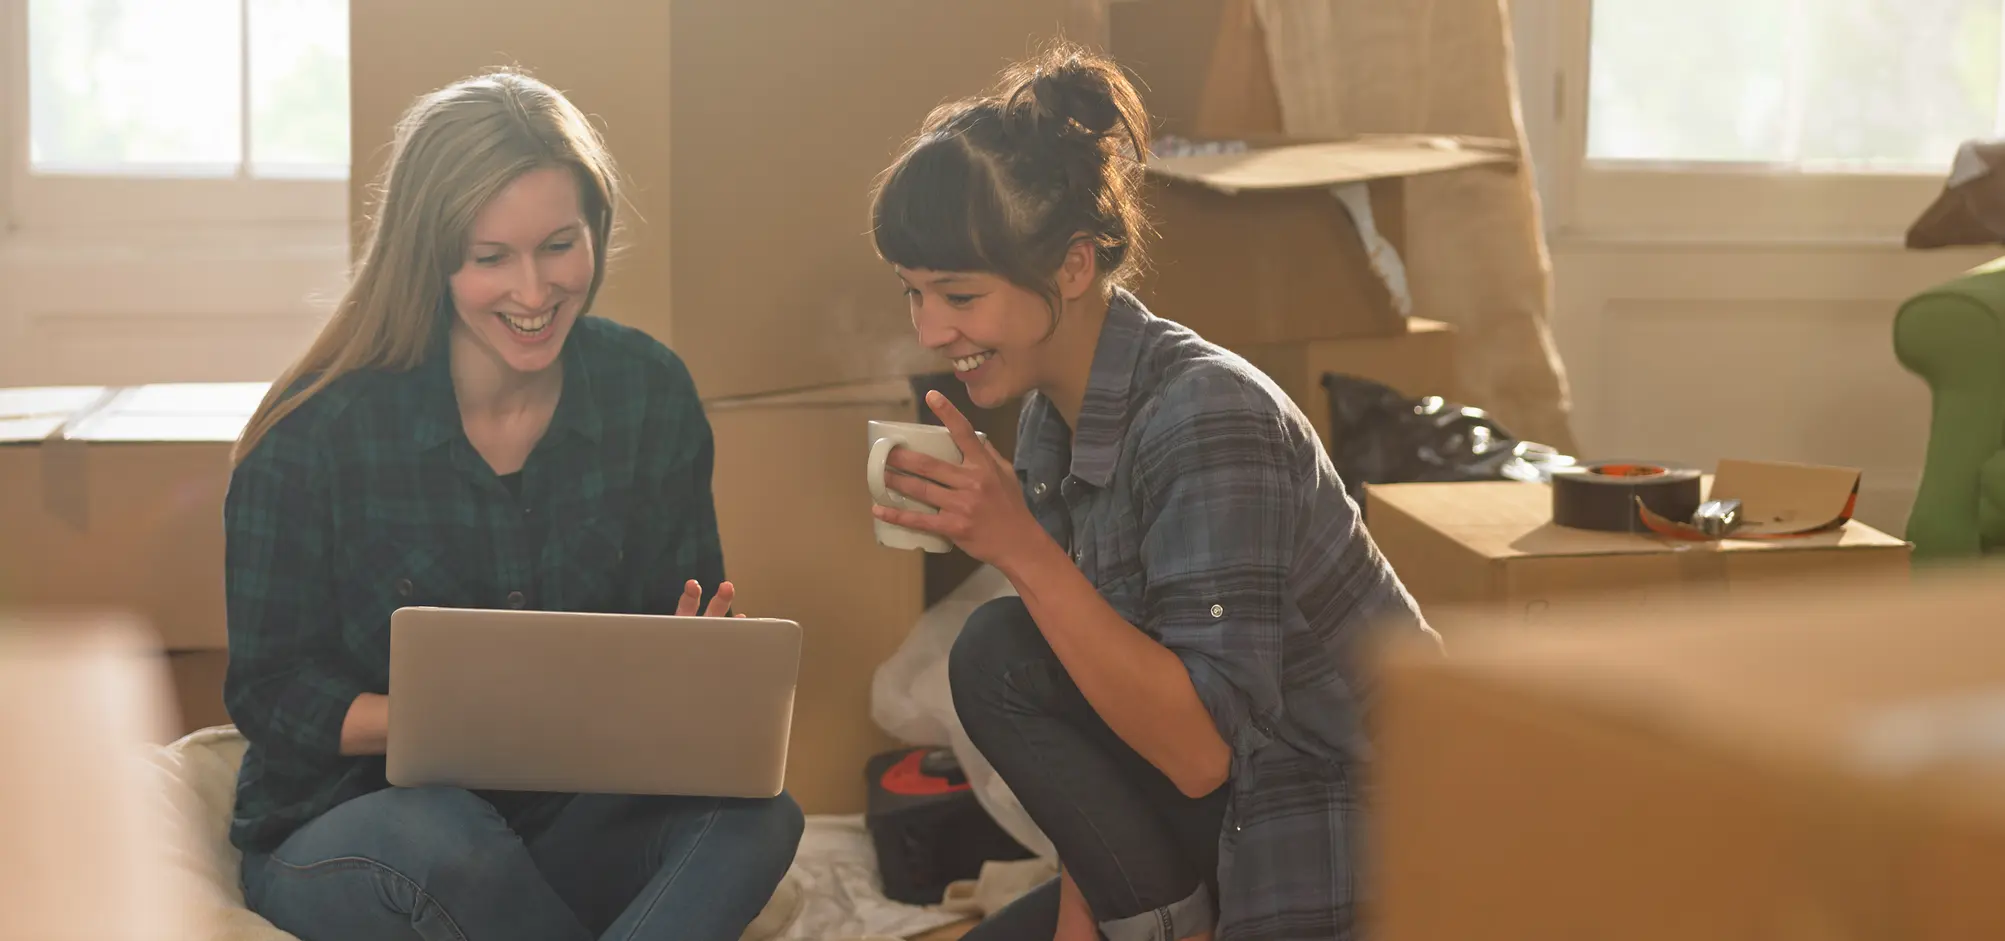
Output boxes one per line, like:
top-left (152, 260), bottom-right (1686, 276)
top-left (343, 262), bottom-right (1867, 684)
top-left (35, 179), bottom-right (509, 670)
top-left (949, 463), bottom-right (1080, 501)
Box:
top-left (868, 40), bottom-right (1153, 313)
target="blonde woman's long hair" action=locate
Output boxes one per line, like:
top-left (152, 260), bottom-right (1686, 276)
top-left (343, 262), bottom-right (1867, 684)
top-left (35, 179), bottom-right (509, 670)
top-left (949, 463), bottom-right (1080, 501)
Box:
top-left (233, 69), bottom-right (622, 464)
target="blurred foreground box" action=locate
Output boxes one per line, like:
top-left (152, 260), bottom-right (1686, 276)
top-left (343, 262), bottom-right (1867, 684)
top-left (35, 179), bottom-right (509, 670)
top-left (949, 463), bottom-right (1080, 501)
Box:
top-left (1373, 564), bottom-right (2005, 940)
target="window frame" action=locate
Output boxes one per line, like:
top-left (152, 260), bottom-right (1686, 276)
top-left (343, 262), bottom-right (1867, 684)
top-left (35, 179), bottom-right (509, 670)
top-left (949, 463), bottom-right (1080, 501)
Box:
top-left (0, 0), bottom-right (347, 237)
top-left (1538, 0), bottom-right (1972, 245)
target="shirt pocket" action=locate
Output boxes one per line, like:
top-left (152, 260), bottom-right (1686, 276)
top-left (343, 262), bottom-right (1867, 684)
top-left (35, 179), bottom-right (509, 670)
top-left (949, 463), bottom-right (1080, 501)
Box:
top-left (541, 513), bottom-right (629, 611)
top-left (344, 538), bottom-right (471, 625)
top-left (341, 538), bottom-right (471, 686)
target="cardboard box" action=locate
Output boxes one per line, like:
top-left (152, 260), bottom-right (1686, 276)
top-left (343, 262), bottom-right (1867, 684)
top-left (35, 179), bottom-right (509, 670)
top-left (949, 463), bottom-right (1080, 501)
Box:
top-left (1243, 317), bottom-right (1458, 447)
top-left (352, 0), bottom-right (1079, 402)
top-left (166, 648), bottom-right (231, 739)
top-left (1373, 566), bottom-right (2005, 941)
top-left (709, 376), bottom-right (1021, 813)
top-left (1111, 0), bottom-right (1282, 139)
top-left (0, 384), bottom-right (263, 651)
top-left (707, 377), bottom-right (1022, 814)
top-left (1114, 0), bottom-right (1516, 348)
top-left (1136, 136), bottom-right (1515, 350)
top-left (1365, 479), bottom-right (1912, 634)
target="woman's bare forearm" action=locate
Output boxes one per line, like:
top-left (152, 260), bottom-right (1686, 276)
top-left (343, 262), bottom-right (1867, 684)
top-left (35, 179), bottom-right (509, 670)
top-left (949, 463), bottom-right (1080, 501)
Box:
top-left (340, 692), bottom-right (390, 756)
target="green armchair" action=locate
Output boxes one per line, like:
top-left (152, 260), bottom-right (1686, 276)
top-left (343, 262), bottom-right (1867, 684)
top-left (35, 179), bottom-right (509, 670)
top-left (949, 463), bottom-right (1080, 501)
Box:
top-left (1894, 256), bottom-right (2005, 559)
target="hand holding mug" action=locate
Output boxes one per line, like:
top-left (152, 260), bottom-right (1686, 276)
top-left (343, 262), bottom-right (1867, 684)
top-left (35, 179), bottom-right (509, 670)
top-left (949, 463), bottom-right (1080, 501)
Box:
top-left (871, 391), bottom-right (1048, 569)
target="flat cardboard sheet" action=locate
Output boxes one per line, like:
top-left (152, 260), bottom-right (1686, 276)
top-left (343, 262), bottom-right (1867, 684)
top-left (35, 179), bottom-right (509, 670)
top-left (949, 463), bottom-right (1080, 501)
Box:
top-left (0, 386), bottom-right (107, 444)
top-left (1149, 136), bottom-right (1515, 193)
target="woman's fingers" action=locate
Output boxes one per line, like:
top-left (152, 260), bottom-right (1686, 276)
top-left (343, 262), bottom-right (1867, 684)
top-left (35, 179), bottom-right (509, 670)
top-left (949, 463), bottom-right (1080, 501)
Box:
top-left (705, 581), bottom-right (738, 618)
top-left (884, 445), bottom-right (973, 484)
top-left (675, 579), bottom-right (703, 617)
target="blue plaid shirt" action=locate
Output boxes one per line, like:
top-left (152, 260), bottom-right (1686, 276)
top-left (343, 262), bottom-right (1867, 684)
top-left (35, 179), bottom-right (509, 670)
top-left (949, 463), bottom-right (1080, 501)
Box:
top-left (1014, 290), bottom-right (1435, 940)
top-left (222, 315), bottom-right (725, 853)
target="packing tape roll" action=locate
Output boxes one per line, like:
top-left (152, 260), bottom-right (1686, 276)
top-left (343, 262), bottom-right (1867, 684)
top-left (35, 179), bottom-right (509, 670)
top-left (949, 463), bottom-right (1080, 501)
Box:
top-left (1551, 461), bottom-right (1704, 533)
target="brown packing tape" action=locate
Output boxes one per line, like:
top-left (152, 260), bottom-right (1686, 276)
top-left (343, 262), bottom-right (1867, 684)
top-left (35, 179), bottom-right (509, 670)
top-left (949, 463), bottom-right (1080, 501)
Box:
top-left (37, 387), bottom-right (117, 529)
top-left (39, 437), bottom-right (91, 530)
top-left (1550, 462), bottom-right (1703, 534)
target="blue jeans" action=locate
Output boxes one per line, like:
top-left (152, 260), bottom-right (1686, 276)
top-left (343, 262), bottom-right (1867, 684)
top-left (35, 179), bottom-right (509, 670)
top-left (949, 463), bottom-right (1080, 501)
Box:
top-left (950, 598), bottom-right (1229, 941)
top-left (241, 785), bottom-right (804, 941)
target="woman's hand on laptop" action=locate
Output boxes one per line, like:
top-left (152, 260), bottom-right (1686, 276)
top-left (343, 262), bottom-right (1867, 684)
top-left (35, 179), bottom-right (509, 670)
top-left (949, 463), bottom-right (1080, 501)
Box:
top-left (675, 579), bottom-right (747, 618)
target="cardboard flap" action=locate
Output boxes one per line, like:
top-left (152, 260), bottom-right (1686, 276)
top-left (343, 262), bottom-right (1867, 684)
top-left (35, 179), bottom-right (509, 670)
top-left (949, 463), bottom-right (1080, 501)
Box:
top-left (1148, 135), bottom-right (1517, 194)
top-left (703, 378), bottom-right (916, 412)
top-left (63, 382), bottom-right (271, 443)
top-left (0, 387), bottom-right (112, 444)
top-left (1638, 460), bottom-right (1864, 539)
top-left (1713, 459), bottom-right (1861, 534)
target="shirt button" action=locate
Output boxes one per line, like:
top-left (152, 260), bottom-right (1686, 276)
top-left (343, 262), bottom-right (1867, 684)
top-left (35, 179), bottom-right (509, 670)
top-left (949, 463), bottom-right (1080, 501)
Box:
top-left (1072, 547), bottom-right (1084, 563)
top-left (395, 578), bottom-right (413, 598)
top-left (1210, 604), bottom-right (1225, 618)
top-left (1033, 482), bottom-right (1048, 499)
top-left (506, 590), bottom-right (526, 609)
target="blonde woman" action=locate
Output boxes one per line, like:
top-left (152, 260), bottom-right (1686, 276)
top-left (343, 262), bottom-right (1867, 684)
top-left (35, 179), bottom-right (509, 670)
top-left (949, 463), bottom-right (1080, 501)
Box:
top-left (223, 71), bottom-right (802, 941)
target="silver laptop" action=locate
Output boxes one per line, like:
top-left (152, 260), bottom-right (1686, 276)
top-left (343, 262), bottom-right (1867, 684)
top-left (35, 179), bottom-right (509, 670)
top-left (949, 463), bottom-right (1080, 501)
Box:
top-left (386, 606), bottom-right (801, 798)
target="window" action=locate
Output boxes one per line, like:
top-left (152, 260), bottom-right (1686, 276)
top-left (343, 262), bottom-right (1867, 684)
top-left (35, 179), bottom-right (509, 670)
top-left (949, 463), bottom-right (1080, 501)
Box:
top-left (4, 0), bottom-right (350, 232)
top-left (1587, 0), bottom-right (2001, 173)
top-left (1539, 0), bottom-right (2002, 240)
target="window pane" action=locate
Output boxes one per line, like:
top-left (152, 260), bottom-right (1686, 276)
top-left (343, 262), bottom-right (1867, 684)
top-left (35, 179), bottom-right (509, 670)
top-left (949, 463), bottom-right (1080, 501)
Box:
top-left (249, 0), bottom-right (350, 179)
top-left (1587, 0), bottom-right (2004, 172)
top-left (28, 0), bottom-right (243, 175)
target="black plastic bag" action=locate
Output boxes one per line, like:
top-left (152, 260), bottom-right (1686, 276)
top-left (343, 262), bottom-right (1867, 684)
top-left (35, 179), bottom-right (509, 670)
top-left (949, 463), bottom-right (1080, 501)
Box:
top-left (1320, 373), bottom-right (1572, 509)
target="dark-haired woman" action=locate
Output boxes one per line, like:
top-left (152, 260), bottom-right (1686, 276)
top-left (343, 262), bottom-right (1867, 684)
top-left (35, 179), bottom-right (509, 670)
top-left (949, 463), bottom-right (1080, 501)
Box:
top-left (863, 45), bottom-right (1437, 941)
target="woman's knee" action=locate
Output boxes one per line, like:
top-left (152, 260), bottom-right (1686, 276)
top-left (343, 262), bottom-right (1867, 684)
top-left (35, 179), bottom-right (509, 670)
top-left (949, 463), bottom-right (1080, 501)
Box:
top-left (715, 791), bottom-right (805, 871)
top-left (948, 595), bottom-right (1046, 708)
top-left (298, 786), bottom-right (514, 877)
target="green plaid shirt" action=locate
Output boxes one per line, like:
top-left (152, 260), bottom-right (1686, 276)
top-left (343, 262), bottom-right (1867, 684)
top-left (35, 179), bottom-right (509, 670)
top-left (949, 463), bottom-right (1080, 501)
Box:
top-left (222, 315), bottom-right (725, 853)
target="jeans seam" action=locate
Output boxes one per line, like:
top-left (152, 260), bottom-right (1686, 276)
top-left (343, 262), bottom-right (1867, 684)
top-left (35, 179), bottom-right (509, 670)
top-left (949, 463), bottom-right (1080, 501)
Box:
top-left (258, 854), bottom-right (471, 941)
top-left (610, 802), bottom-right (722, 941)
top-left (995, 660), bottom-right (1151, 917)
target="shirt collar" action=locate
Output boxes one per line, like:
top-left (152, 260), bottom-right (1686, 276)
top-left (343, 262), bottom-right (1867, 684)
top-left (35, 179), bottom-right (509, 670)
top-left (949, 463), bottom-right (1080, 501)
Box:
top-left (1014, 288), bottom-right (1150, 489)
top-left (409, 315), bottom-right (604, 451)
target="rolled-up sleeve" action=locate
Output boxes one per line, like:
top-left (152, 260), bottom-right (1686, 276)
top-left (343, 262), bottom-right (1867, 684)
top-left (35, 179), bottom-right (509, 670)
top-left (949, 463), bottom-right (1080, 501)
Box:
top-left (1133, 373), bottom-right (1300, 760)
top-left (222, 417), bottom-right (365, 767)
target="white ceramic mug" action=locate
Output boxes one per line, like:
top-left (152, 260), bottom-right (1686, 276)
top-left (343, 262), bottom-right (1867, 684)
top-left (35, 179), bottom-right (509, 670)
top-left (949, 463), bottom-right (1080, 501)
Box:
top-left (867, 419), bottom-right (987, 554)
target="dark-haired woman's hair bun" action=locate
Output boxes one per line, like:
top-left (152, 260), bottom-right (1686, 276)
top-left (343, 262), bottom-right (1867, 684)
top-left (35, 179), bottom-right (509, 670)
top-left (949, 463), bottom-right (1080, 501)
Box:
top-left (1002, 48), bottom-right (1145, 156)
top-left (1017, 56), bottom-right (1125, 138)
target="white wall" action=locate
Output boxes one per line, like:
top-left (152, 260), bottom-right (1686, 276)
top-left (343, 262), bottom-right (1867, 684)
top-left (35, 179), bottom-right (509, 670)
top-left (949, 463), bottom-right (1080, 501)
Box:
top-left (0, 225), bottom-right (345, 388)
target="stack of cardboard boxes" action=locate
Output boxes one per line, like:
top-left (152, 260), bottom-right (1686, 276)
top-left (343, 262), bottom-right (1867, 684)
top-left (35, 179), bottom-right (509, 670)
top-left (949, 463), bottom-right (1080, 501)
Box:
top-left (1110, 0), bottom-right (1511, 448)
